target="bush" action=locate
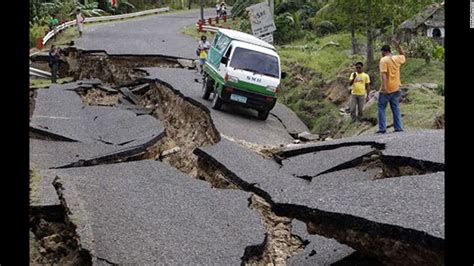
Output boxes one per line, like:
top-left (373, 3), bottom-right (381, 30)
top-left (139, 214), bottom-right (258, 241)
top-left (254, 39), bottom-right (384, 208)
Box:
top-left (432, 45), bottom-right (444, 61)
top-left (29, 23), bottom-right (49, 48)
top-left (406, 36), bottom-right (438, 64)
top-left (435, 84), bottom-right (444, 96)
top-left (274, 12), bottom-right (305, 44)
top-left (314, 20), bottom-right (336, 36)
top-left (235, 18), bottom-right (251, 34)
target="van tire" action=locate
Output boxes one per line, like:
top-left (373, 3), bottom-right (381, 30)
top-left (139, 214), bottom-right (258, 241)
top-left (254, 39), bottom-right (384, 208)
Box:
top-left (212, 92), bottom-right (223, 110)
top-left (257, 110), bottom-right (270, 120)
top-left (202, 76), bottom-right (213, 100)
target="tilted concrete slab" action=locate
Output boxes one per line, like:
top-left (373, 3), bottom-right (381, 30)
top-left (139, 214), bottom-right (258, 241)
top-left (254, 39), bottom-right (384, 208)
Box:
top-left (31, 84), bottom-right (165, 146)
top-left (30, 169), bottom-right (61, 207)
top-left (195, 138), bottom-right (444, 239)
top-left (280, 129), bottom-right (444, 165)
top-left (52, 160), bottom-right (265, 264)
top-left (288, 221), bottom-right (355, 265)
top-left (271, 104), bottom-right (310, 136)
top-left (280, 145), bottom-right (375, 178)
top-left (30, 138), bottom-right (120, 169)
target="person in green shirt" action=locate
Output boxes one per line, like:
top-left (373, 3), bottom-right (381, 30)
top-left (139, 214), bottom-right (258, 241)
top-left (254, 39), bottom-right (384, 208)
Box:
top-left (50, 14), bottom-right (59, 40)
top-left (349, 62), bottom-right (371, 122)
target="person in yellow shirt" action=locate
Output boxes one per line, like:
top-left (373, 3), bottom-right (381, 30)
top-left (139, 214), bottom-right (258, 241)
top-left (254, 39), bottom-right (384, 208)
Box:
top-left (377, 39), bottom-right (406, 134)
top-left (349, 62), bottom-right (371, 122)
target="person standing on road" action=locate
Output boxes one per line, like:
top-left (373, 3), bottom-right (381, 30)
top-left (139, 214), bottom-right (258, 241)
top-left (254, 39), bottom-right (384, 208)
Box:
top-left (220, 2), bottom-right (227, 18)
top-left (197, 35), bottom-right (211, 74)
top-left (76, 8), bottom-right (85, 37)
top-left (48, 45), bottom-right (61, 83)
top-left (349, 62), bottom-right (371, 122)
top-left (377, 39), bottom-right (406, 133)
top-left (216, 2), bottom-right (221, 17)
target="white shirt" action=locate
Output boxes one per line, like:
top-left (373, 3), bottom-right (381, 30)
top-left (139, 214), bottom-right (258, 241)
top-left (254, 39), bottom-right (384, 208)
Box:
top-left (198, 40), bottom-right (211, 50)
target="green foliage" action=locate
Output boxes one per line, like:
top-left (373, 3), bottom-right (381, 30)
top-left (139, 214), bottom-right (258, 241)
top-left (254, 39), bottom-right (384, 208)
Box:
top-left (432, 45), bottom-right (444, 61)
top-left (274, 12), bottom-right (306, 44)
top-left (109, 0), bottom-right (137, 14)
top-left (74, 1), bottom-right (107, 16)
top-left (29, 23), bottom-right (49, 48)
top-left (231, 0), bottom-right (260, 18)
top-left (406, 36), bottom-right (440, 63)
top-left (435, 84), bottom-right (444, 96)
top-left (397, 58), bottom-right (444, 85)
top-left (314, 20), bottom-right (336, 36)
top-left (235, 17), bottom-right (252, 34)
top-left (275, 1), bottom-right (319, 30)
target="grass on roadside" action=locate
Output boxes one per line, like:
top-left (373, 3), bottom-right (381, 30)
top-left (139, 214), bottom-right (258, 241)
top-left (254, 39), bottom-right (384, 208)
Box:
top-left (30, 169), bottom-right (42, 205)
top-left (181, 18), bottom-right (239, 40)
top-left (30, 77), bottom-right (75, 89)
top-left (359, 88), bottom-right (444, 130)
top-left (401, 58), bottom-right (444, 85)
top-left (278, 33), bottom-right (366, 80)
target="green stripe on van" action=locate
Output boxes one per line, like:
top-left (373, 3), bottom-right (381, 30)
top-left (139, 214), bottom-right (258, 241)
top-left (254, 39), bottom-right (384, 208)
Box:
top-left (204, 64), bottom-right (276, 97)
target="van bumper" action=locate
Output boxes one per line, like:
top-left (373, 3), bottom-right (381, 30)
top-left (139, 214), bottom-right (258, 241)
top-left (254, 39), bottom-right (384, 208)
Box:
top-left (220, 87), bottom-right (277, 111)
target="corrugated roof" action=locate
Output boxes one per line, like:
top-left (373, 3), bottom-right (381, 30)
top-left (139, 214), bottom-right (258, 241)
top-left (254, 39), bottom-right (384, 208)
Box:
top-left (399, 2), bottom-right (444, 30)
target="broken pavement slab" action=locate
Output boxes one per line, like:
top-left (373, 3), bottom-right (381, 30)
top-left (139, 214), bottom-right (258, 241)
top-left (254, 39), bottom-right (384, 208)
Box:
top-left (30, 169), bottom-right (61, 207)
top-left (51, 160), bottom-right (265, 264)
top-left (194, 137), bottom-right (444, 264)
top-left (279, 129), bottom-right (444, 165)
top-left (280, 145), bottom-right (376, 180)
top-left (118, 87), bottom-right (140, 105)
top-left (31, 84), bottom-right (164, 146)
top-left (288, 220), bottom-right (357, 265)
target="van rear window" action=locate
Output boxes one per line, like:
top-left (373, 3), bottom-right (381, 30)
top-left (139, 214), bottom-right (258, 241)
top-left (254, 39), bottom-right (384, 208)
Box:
top-left (229, 47), bottom-right (279, 78)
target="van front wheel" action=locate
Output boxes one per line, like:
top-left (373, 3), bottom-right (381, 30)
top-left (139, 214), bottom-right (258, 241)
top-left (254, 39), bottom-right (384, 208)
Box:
top-left (202, 76), bottom-right (213, 100)
top-left (212, 92), bottom-right (223, 110)
top-left (257, 110), bottom-right (270, 120)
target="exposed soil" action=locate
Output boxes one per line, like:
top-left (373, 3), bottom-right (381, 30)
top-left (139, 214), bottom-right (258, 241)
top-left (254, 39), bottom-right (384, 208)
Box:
top-left (243, 194), bottom-right (305, 265)
top-left (77, 88), bottom-right (119, 106)
top-left (30, 205), bottom-right (92, 265)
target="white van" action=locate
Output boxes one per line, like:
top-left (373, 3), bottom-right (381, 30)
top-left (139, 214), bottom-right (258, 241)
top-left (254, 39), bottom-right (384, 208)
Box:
top-left (202, 28), bottom-right (285, 120)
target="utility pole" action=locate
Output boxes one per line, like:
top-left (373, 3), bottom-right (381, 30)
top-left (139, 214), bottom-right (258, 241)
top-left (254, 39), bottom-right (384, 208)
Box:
top-left (200, 0), bottom-right (204, 21)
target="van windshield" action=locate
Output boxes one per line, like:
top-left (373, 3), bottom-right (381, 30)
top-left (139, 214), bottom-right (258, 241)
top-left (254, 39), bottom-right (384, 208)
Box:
top-left (229, 47), bottom-right (279, 78)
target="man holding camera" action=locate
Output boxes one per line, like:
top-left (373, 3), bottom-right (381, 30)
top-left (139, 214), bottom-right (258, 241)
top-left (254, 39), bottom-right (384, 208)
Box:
top-left (48, 45), bottom-right (61, 83)
top-left (349, 62), bottom-right (371, 122)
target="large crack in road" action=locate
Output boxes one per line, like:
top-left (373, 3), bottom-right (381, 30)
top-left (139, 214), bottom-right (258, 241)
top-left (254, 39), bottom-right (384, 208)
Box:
top-left (30, 50), bottom-right (444, 265)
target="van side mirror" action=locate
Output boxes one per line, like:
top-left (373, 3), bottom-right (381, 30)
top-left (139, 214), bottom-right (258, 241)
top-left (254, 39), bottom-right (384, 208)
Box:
top-left (281, 72), bottom-right (287, 79)
top-left (221, 57), bottom-right (228, 65)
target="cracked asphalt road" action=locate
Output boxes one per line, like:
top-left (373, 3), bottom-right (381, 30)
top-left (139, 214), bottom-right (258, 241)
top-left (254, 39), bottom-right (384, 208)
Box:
top-left (142, 67), bottom-right (305, 145)
top-left (195, 133), bottom-right (445, 239)
top-left (75, 9), bottom-right (216, 58)
top-left (52, 160), bottom-right (264, 265)
top-left (29, 7), bottom-right (445, 265)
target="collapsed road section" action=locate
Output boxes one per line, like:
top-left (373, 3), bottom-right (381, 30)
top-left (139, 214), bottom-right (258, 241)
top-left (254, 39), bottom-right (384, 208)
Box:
top-left (30, 50), bottom-right (444, 265)
top-left (194, 133), bottom-right (445, 265)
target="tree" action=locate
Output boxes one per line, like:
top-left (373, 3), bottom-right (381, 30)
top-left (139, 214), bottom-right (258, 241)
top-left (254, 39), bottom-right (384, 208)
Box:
top-left (314, 0), bottom-right (438, 66)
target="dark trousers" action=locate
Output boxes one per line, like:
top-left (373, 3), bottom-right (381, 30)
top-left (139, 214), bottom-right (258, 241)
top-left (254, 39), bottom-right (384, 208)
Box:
top-left (51, 63), bottom-right (59, 83)
top-left (350, 95), bottom-right (365, 121)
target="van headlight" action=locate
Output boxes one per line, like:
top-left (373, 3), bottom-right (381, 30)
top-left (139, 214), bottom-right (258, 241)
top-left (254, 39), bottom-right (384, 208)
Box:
top-left (225, 73), bottom-right (239, 83)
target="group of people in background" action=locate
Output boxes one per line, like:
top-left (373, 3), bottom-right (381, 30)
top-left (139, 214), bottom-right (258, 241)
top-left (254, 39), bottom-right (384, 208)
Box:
top-left (348, 39), bottom-right (406, 134)
top-left (47, 8), bottom-right (85, 83)
top-left (215, 2), bottom-right (227, 18)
